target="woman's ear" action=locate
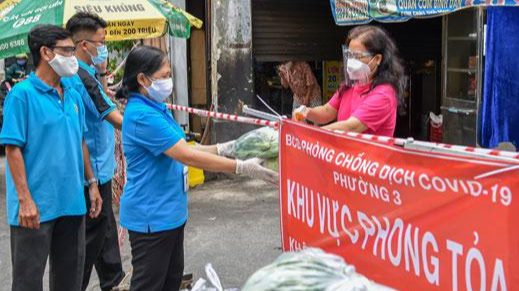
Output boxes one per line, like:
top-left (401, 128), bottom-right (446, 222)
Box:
top-left (375, 54), bottom-right (383, 66)
top-left (136, 73), bottom-right (149, 88)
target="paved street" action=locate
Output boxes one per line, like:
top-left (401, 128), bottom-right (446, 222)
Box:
top-left (0, 157), bottom-right (282, 290)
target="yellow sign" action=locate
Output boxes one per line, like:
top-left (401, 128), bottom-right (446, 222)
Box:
top-left (322, 61), bottom-right (344, 103)
top-left (0, 0), bottom-right (22, 21)
top-left (64, 0), bottom-right (170, 41)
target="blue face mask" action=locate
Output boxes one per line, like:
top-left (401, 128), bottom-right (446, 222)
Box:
top-left (88, 43), bottom-right (108, 65)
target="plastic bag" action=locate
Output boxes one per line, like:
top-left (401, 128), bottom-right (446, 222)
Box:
top-left (241, 248), bottom-right (396, 291)
top-left (190, 263), bottom-right (239, 291)
top-left (231, 127), bottom-right (278, 161)
top-left (429, 112), bottom-right (443, 125)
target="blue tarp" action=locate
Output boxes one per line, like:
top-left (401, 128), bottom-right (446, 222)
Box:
top-left (480, 7), bottom-right (519, 149)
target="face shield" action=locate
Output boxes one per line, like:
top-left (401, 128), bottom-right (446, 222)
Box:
top-left (342, 44), bottom-right (375, 86)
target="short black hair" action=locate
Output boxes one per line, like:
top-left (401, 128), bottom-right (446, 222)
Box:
top-left (66, 12), bottom-right (108, 40)
top-left (116, 46), bottom-right (167, 99)
top-left (28, 24), bottom-right (72, 68)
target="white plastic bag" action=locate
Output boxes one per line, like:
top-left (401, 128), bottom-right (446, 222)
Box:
top-left (191, 263), bottom-right (238, 291)
top-left (429, 112), bottom-right (443, 125)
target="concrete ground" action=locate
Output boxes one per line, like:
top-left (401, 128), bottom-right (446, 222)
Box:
top-left (0, 157), bottom-right (281, 290)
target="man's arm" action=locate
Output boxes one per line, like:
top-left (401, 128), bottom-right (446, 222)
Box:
top-left (105, 110), bottom-right (123, 130)
top-left (82, 140), bottom-right (102, 218)
top-left (95, 62), bottom-right (123, 129)
top-left (77, 68), bottom-right (119, 127)
top-left (6, 145), bottom-right (40, 229)
top-left (95, 61), bottom-right (110, 93)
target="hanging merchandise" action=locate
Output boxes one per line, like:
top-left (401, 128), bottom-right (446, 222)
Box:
top-left (429, 112), bottom-right (443, 143)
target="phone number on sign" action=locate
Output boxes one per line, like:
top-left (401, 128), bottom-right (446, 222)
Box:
top-left (0, 39), bottom-right (25, 51)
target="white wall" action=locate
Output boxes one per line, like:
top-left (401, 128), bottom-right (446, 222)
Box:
top-left (168, 0), bottom-right (189, 130)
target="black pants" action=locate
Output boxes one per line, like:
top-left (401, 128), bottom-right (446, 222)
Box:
top-left (129, 224), bottom-right (185, 291)
top-left (10, 216), bottom-right (85, 291)
top-left (83, 180), bottom-right (124, 291)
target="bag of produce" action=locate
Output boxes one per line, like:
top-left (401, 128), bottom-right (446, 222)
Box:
top-left (242, 248), bottom-right (396, 291)
top-left (231, 127), bottom-right (279, 172)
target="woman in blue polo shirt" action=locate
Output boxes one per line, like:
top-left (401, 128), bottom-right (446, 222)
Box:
top-left (116, 45), bottom-right (277, 291)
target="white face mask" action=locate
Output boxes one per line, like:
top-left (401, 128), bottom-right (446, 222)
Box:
top-left (346, 58), bottom-right (373, 81)
top-left (48, 54), bottom-right (79, 77)
top-left (145, 77), bottom-right (173, 103)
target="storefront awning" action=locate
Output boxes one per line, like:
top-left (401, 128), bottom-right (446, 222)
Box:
top-left (330, 0), bottom-right (518, 25)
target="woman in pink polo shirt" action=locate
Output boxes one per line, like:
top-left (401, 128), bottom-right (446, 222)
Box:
top-left (294, 25), bottom-right (406, 137)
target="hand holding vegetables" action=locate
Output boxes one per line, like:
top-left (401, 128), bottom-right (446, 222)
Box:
top-left (216, 140), bottom-right (236, 157)
top-left (236, 158), bottom-right (278, 185)
top-left (230, 127), bottom-right (279, 172)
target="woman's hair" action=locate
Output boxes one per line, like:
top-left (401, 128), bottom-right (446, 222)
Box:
top-left (116, 45), bottom-right (168, 99)
top-left (339, 25), bottom-right (407, 101)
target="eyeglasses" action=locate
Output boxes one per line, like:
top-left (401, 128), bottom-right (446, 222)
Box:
top-left (51, 46), bottom-right (76, 57)
top-left (342, 45), bottom-right (373, 60)
top-left (83, 39), bottom-right (107, 46)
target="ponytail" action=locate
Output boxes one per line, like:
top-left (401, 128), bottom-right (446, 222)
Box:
top-left (115, 83), bottom-right (131, 100)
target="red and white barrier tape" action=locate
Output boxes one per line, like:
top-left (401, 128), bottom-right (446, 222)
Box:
top-left (164, 106), bottom-right (518, 161)
top-left (331, 130), bottom-right (519, 161)
top-left (166, 103), bottom-right (279, 128)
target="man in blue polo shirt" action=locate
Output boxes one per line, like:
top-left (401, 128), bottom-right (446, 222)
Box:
top-left (63, 12), bottom-right (125, 291)
top-left (0, 25), bottom-right (102, 291)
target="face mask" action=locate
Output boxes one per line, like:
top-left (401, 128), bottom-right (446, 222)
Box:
top-left (145, 78), bottom-right (173, 103)
top-left (346, 58), bottom-right (373, 81)
top-left (87, 43), bottom-right (108, 65)
top-left (48, 53), bottom-right (79, 77)
top-left (17, 59), bottom-right (27, 66)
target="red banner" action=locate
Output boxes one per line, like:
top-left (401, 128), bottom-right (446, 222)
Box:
top-left (279, 120), bottom-right (519, 291)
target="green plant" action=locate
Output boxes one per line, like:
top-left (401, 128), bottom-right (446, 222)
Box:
top-left (107, 40), bottom-right (135, 84)
top-left (107, 40), bottom-right (135, 53)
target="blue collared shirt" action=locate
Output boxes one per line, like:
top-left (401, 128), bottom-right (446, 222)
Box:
top-left (62, 60), bottom-right (116, 185)
top-left (0, 73), bottom-right (88, 226)
top-left (120, 93), bottom-right (187, 233)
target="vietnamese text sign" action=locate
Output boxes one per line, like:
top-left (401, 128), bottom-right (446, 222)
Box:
top-left (330, 0), bottom-right (519, 25)
top-left (279, 120), bottom-right (519, 291)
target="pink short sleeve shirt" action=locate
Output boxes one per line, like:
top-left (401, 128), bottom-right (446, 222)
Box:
top-left (328, 83), bottom-right (397, 137)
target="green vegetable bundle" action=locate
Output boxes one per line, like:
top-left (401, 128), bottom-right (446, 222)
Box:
top-left (242, 248), bottom-right (396, 291)
top-left (232, 127), bottom-right (279, 161)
